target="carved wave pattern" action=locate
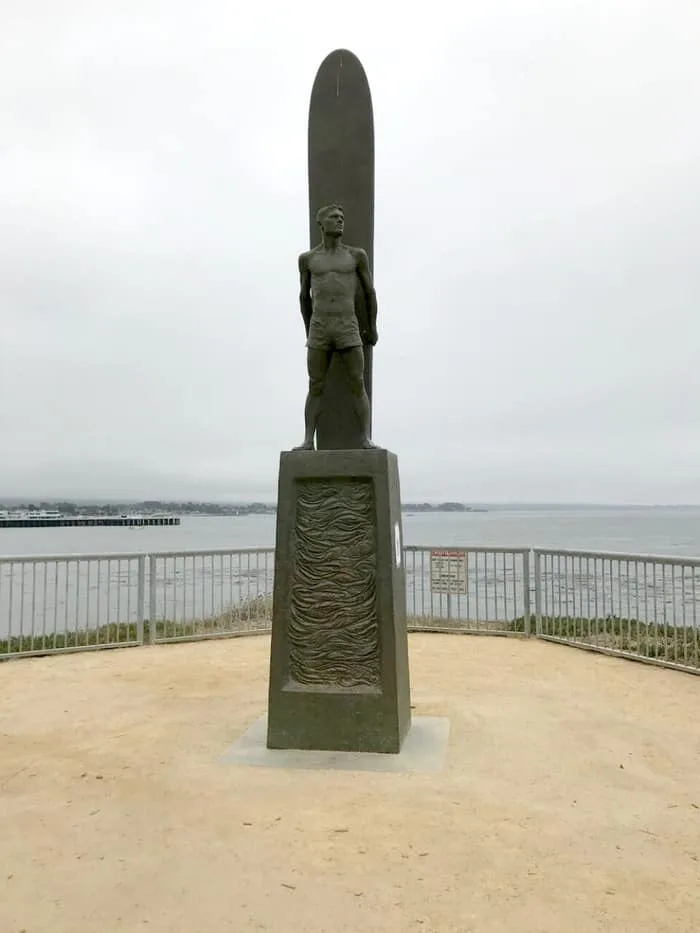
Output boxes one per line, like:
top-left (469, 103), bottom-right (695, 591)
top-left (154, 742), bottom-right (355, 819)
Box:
top-left (289, 478), bottom-right (379, 687)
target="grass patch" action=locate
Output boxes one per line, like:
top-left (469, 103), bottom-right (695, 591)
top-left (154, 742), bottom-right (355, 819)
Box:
top-left (3, 604), bottom-right (698, 671)
top-left (408, 613), bottom-right (700, 668)
top-left (0, 597), bottom-right (273, 658)
top-left (0, 624), bottom-right (141, 656)
top-left (407, 616), bottom-right (513, 632)
top-left (512, 613), bottom-right (700, 668)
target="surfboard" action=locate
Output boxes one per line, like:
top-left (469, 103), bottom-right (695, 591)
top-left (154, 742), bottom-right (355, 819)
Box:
top-left (307, 48), bottom-right (375, 450)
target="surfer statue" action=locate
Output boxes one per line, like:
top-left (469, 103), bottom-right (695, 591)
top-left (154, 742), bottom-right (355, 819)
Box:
top-left (294, 203), bottom-right (378, 451)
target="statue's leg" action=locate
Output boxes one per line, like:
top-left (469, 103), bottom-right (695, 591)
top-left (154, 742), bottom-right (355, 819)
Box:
top-left (294, 348), bottom-right (331, 450)
top-left (341, 346), bottom-right (377, 449)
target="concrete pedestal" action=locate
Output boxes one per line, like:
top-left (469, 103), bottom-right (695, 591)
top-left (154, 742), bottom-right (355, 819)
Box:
top-left (266, 449), bottom-right (411, 753)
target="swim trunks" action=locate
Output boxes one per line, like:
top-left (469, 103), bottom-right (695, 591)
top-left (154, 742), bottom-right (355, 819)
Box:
top-left (306, 313), bottom-right (362, 351)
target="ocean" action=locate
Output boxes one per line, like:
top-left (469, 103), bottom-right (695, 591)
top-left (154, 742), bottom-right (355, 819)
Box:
top-left (1, 507), bottom-right (700, 559)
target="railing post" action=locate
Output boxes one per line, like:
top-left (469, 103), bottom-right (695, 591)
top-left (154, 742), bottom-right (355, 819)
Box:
top-left (522, 550), bottom-right (531, 636)
top-left (136, 554), bottom-right (146, 644)
top-left (534, 550), bottom-right (543, 636)
top-left (148, 554), bottom-right (157, 644)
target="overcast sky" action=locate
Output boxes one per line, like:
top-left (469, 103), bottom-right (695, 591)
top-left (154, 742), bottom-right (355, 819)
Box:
top-left (1, 1), bottom-right (699, 504)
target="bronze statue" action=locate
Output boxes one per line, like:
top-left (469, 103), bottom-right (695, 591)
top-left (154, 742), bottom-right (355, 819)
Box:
top-left (294, 203), bottom-right (378, 451)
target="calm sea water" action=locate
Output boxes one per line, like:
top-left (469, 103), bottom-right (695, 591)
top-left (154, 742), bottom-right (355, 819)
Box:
top-left (1, 507), bottom-right (700, 558)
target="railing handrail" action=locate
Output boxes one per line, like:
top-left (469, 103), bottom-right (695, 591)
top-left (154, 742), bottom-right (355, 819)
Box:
top-left (147, 547), bottom-right (274, 559)
top-left (403, 545), bottom-right (531, 555)
top-left (532, 546), bottom-right (700, 567)
top-left (3, 545), bottom-right (700, 565)
top-left (0, 551), bottom-right (150, 564)
top-left (0, 546), bottom-right (275, 564)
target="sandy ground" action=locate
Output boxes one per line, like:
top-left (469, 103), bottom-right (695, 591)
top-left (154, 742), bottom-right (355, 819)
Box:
top-left (1, 634), bottom-right (699, 933)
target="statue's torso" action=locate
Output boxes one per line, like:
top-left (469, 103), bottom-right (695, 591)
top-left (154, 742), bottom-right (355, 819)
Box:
top-left (307, 247), bottom-right (358, 318)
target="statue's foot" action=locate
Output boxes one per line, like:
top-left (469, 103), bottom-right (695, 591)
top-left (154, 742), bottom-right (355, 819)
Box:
top-left (293, 440), bottom-right (315, 451)
top-left (360, 437), bottom-right (380, 450)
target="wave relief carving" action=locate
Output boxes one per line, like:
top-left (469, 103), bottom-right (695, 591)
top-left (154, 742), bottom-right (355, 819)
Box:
top-left (289, 478), bottom-right (379, 688)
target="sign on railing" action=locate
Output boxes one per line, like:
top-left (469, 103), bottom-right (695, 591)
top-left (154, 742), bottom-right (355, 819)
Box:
top-left (429, 549), bottom-right (468, 596)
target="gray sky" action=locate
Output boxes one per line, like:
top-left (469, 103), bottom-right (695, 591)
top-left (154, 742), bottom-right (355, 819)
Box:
top-left (1, 1), bottom-right (699, 504)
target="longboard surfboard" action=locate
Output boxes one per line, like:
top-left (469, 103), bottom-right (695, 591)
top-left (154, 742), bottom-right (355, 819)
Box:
top-left (307, 49), bottom-right (375, 450)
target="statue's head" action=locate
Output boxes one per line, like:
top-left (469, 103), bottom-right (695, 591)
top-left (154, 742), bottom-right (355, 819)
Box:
top-left (316, 203), bottom-right (344, 238)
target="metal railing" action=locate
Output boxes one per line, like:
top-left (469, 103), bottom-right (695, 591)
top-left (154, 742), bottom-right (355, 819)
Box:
top-left (147, 548), bottom-right (274, 643)
top-left (534, 548), bottom-right (700, 674)
top-left (404, 546), bottom-right (531, 634)
top-left (0, 552), bottom-right (146, 657)
top-left (0, 548), bottom-right (275, 657)
top-left (1, 545), bottom-right (699, 675)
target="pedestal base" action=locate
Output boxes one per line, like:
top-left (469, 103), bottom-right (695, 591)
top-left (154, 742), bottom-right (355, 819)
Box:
top-left (266, 448), bottom-right (411, 753)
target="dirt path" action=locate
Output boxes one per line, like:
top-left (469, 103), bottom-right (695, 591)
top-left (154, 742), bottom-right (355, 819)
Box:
top-left (1, 635), bottom-right (699, 933)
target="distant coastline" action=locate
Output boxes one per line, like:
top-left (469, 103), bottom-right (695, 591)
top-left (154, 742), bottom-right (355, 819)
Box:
top-left (0, 499), bottom-right (485, 517)
top-left (1, 499), bottom-right (699, 517)
top-left (0, 500), bottom-right (275, 518)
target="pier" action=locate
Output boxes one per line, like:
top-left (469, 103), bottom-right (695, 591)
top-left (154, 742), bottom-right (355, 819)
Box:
top-left (0, 515), bottom-right (180, 529)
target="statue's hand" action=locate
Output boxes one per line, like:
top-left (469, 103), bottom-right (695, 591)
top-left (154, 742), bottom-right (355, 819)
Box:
top-left (366, 329), bottom-right (378, 347)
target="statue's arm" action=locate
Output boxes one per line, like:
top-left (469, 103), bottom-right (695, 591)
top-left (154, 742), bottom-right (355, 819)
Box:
top-left (355, 248), bottom-right (378, 344)
top-left (298, 252), bottom-right (313, 336)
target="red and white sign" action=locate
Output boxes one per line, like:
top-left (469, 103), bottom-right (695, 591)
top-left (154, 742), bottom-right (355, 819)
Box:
top-left (430, 550), bottom-right (467, 595)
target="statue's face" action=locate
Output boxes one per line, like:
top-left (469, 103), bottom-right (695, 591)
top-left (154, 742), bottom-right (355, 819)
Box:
top-left (321, 208), bottom-right (344, 237)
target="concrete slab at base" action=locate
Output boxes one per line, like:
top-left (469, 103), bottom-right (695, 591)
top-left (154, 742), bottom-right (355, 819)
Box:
top-left (221, 716), bottom-right (449, 774)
